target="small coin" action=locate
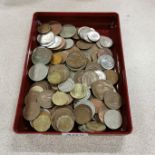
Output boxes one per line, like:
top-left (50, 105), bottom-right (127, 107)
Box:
top-left (99, 36), bottom-right (113, 48)
top-left (56, 115), bottom-right (74, 132)
top-left (29, 86), bottom-right (44, 93)
top-left (98, 55), bottom-right (115, 70)
top-left (58, 78), bottom-right (75, 92)
top-left (32, 47), bottom-right (52, 65)
top-left (87, 31), bottom-right (100, 42)
top-left (37, 90), bottom-right (54, 108)
top-left (49, 21), bottom-right (62, 35)
top-left (23, 101), bottom-right (40, 121)
top-left (70, 83), bottom-right (87, 99)
top-left (74, 104), bottom-right (92, 124)
top-left (104, 110), bottom-right (122, 130)
top-left (97, 48), bottom-right (113, 57)
top-left (95, 70), bottom-right (106, 80)
top-left (32, 111), bottom-right (51, 132)
top-left (78, 124), bottom-right (94, 132)
top-left (103, 91), bottom-right (122, 110)
top-left (86, 121), bottom-right (106, 132)
top-left (64, 39), bottom-right (74, 49)
top-left (48, 36), bottom-right (62, 49)
top-left (47, 71), bottom-right (63, 84)
top-left (104, 70), bottom-right (119, 85)
top-left (76, 40), bottom-right (93, 50)
top-left (51, 53), bottom-right (62, 64)
top-left (28, 63), bottom-right (48, 82)
top-left (66, 51), bottom-right (87, 69)
top-left (60, 24), bottom-right (76, 38)
top-left (52, 91), bottom-right (69, 106)
top-left (37, 32), bottom-right (55, 45)
top-left (37, 23), bottom-right (51, 34)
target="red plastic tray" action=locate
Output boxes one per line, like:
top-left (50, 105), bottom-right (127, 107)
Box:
top-left (13, 12), bottom-right (132, 135)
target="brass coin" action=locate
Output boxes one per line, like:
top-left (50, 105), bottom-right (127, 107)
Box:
top-left (49, 21), bottom-right (62, 35)
top-left (32, 111), bottom-right (51, 132)
top-left (47, 71), bottom-right (63, 84)
top-left (37, 90), bottom-right (54, 108)
top-left (29, 86), bottom-right (44, 93)
top-left (66, 51), bottom-right (87, 69)
top-left (74, 104), bottom-right (92, 124)
top-left (70, 83), bottom-right (87, 99)
top-left (104, 70), bottom-right (119, 85)
top-left (76, 40), bottom-right (93, 50)
top-left (103, 91), bottom-right (122, 110)
top-left (52, 91), bottom-right (69, 106)
top-left (37, 23), bottom-right (51, 34)
top-left (86, 121), bottom-right (106, 132)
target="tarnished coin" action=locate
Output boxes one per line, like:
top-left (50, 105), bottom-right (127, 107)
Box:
top-left (66, 51), bottom-right (87, 69)
top-left (86, 121), bottom-right (106, 132)
top-left (51, 53), bottom-right (63, 64)
top-left (24, 91), bottom-right (39, 105)
top-left (32, 47), bottom-right (52, 65)
top-left (37, 90), bottom-right (54, 108)
top-left (49, 21), bottom-right (62, 35)
top-left (104, 110), bottom-right (122, 130)
top-left (74, 104), bottom-right (92, 124)
top-left (60, 24), bottom-right (76, 38)
top-left (73, 70), bottom-right (85, 83)
top-left (28, 63), bottom-right (48, 82)
top-left (99, 36), bottom-right (113, 48)
top-left (47, 71), bottom-right (63, 84)
top-left (56, 115), bottom-right (74, 132)
top-left (32, 111), bottom-right (51, 132)
top-left (95, 70), bottom-right (106, 80)
top-left (52, 91), bottom-right (69, 106)
top-left (97, 48), bottom-right (113, 57)
top-left (85, 62), bottom-right (102, 71)
top-left (91, 98), bottom-right (105, 113)
top-left (23, 101), bottom-right (40, 121)
top-left (37, 23), bottom-right (51, 34)
top-left (81, 70), bottom-right (99, 88)
top-left (104, 70), bottom-right (119, 85)
top-left (70, 83), bottom-right (87, 99)
top-left (48, 36), bottom-right (62, 49)
top-left (98, 55), bottom-right (115, 70)
top-left (76, 40), bottom-right (93, 50)
top-left (87, 31), bottom-right (100, 42)
top-left (37, 32), bottom-right (55, 45)
top-left (58, 78), bottom-right (75, 92)
top-left (103, 91), bottom-right (122, 110)
top-left (31, 81), bottom-right (50, 90)
top-left (64, 39), bottom-right (74, 49)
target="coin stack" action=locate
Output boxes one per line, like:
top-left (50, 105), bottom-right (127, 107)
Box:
top-left (23, 21), bottom-right (123, 133)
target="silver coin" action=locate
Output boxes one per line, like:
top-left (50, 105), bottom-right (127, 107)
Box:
top-left (99, 36), bottom-right (113, 48)
top-left (60, 24), bottom-right (76, 38)
top-left (48, 36), bottom-right (62, 49)
top-left (78, 26), bottom-right (94, 42)
top-left (28, 63), bottom-right (49, 82)
top-left (104, 110), bottom-right (122, 130)
top-left (87, 31), bottom-right (100, 42)
top-left (32, 47), bottom-right (52, 65)
top-left (95, 70), bottom-right (106, 80)
top-left (37, 32), bottom-right (55, 45)
top-left (58, 78), bottom-right (75, 92)
top-left (98, 55), bottom-right (115, 70)
top-left (64, 39), bottom-right (74, 49)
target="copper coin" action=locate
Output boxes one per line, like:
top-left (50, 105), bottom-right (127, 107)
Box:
top-left (97, 48), bottom-right (113, 57)
top-left (91, 98), bottom-right (104, 113)
top-left (104, 70), bottom-right (119, 85)
top-left (76, 40), bottom-right (93, 50)
top-left (103, 91), bottom-right (122, 110)
top-left (49, 21), bottom-right (62, 35)
top-left (37, 23), bottom-right (51, 34)
top-left (85, 62), bottom-right (102, 71)
top-left (66, 51), bottom-right (87, 69)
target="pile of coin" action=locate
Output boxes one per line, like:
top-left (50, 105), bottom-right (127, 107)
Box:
top-left (23, 21), bottom-right (123, 133)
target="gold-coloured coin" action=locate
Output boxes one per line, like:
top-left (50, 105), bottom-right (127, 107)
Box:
top-left (86, 121), bottom-right (106, 132)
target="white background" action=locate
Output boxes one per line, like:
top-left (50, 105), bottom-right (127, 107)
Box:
top-left (0, 0), bottom-right (155, 154)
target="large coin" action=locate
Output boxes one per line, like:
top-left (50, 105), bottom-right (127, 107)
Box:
top-left (99, 36), bottom-right (113, 48)
top-left (103, 91), bottom-right (122, 110)
top-left (32, 111), bottom-right (51, 132)
top-left (60, 24), bottom-right (76, 38)
top-left (28, 63), bottom-right (48, 82)
top-left (104, 110), bottom-right (122, 130)
top-left (32, 47), bottom-right (52, 64)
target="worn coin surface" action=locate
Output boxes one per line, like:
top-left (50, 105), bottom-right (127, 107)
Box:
top-left (49, 21), bottom-right (62, 35)
top-left (28, 63), bottom-right (48, 82)
top-left (76, 40), bottom-right (93, 49)
top-left (64, 39), bottom-right (74, 49)
top-left (99, 36), bottom-right (113, 48)
top-left (60, 24), bottom-right (76, 38)
top-left (97, 48), bottom-right (113, 57)
top-left (32, 47), bottom-right (52, 65)
top-left (37, 23), bottom-right (51, 34)
top-left (104, 110), bottom-right (122, 130)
